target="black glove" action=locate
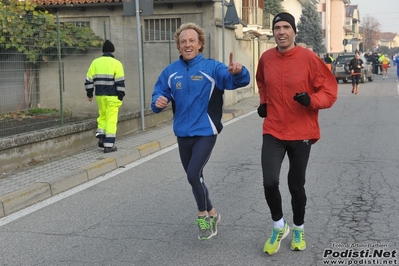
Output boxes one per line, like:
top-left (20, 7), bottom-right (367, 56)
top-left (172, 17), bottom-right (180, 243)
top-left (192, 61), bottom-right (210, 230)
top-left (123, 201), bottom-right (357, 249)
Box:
top-left (117, 91), bottom-right (125, 101)
top-left (86, 90), bottom-right (93, 98)
top-left (257, 103), bottom-right (267, 118)
top-left (293, 92), bottom-right (311, 107)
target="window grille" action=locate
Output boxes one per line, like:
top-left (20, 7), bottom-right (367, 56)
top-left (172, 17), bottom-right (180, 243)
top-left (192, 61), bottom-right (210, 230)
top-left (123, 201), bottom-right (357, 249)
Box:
top-left (60, 21), bottom-right (90, 28)
top-left (144, 18), bottom-right (181, 42)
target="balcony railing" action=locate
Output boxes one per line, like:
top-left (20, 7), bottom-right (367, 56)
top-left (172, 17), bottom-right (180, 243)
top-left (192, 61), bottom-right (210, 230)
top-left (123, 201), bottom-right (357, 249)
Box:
top-left (242, 6), bottom-right (263, 27)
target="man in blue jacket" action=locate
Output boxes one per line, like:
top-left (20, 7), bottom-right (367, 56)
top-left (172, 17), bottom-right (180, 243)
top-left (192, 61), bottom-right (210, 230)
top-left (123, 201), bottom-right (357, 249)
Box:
top-left (151, 22), bottom-right (250, 240)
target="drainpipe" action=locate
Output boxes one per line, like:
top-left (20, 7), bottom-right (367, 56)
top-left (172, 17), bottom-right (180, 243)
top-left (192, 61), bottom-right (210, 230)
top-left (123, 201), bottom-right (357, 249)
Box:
top-left (222, 0), bottom-right (226, 64)
top-left (252, 37), bottom-right (258, 94)
top-left (326, 0), bottom-right (331, 53)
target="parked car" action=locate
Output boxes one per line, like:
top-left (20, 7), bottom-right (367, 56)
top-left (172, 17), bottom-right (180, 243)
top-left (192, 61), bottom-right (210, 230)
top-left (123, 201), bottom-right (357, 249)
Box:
top-left (332, 53), bottom-right (374, 83)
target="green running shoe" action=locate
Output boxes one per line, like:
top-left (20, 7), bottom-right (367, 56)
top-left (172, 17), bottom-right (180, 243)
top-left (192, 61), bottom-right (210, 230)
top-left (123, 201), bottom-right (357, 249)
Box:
top-left (196, 216), bottom-right (212, 240)
top-left (291, 227), bottom-right (306, 251)
top-left (210, 213), bottom-right (221, 237)
top-left (263, 222), bottom-right (290, 255)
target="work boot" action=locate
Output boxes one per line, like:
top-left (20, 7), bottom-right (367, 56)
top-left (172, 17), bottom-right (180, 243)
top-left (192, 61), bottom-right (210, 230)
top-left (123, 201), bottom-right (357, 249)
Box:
top-left (98, 137), bottom-right (104, 148)
top-left (96, 134), bottom-right (105, 148)
top-left (104, 146), bottom-right (117, 153)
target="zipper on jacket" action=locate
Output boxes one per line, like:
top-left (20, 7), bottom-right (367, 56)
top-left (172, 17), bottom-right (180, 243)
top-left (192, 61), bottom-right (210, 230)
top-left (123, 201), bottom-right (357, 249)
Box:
top-left (185, 61), bottom-right (190, 136)
top-left (282, 54), bottom-right (288, 140)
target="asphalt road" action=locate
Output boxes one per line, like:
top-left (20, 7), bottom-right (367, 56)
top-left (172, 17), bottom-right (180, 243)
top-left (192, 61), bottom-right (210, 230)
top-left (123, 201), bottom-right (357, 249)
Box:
top-left (0, 72), bottom-right (398, 266)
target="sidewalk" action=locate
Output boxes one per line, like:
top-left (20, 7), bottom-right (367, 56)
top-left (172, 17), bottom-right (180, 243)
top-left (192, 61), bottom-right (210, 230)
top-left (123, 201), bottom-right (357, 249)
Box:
top-left (0, 96), bottom-right (259, 218)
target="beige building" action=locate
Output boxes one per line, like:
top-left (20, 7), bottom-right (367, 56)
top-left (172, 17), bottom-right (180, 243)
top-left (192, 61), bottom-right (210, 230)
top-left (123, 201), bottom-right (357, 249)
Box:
top-left (317, 0), bottom-right (351, 54)
top-left (281, 0), bottom-right (351, 54)
top-left (28, 0), bottom-right (259, 114)
top-left (379, 32), bottom-right (399, 50)
top-left (343, 4), bottom-right (360, 53)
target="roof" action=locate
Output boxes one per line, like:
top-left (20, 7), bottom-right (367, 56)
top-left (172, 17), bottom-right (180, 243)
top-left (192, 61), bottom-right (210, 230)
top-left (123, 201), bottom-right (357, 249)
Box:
top-left (32, 0), bottom-right (121, 5)
top-left (379, 32), bottom-right (397, 41)
top-left (33, 0), bottom-right (215, 5)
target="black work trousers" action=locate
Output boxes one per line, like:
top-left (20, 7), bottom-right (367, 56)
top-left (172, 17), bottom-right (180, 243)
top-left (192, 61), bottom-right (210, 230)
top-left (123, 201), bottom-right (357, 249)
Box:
top-left (261, 134), bottom-right (311, 226)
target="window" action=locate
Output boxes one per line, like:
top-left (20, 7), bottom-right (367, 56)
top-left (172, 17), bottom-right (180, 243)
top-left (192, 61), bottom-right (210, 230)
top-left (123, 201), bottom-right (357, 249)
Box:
top-left (144, 18), bottom-right (181, 42)
top-left (72, 21), bottom-right (90, 28)
top-left (60, 21), bottom-right (90, 28)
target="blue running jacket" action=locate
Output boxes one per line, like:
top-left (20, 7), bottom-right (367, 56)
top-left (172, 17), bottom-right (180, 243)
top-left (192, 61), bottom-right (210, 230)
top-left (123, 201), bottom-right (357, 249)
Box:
top-left (151, 54), bottom-right (250, 137)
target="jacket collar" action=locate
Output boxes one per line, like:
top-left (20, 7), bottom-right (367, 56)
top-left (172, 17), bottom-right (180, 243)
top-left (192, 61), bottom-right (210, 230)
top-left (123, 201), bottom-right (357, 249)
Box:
top-left (180, 53), bottom-right (203, 66)
top-left (102, 52), bottom-right (115, 58)
top-left (274, 44), bottom-right (299, 57)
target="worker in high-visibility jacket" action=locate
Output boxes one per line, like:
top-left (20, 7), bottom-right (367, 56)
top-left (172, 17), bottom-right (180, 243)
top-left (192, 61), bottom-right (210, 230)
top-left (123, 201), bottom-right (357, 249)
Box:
top-left (84, 40), bottom-right (125, 153)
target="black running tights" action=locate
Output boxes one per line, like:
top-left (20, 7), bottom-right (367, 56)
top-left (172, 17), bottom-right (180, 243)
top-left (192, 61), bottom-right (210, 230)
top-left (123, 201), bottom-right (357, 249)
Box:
top-left (261, 134), bottom-right (311, 226)
top-left (177, 135), bottom-right (217, 212)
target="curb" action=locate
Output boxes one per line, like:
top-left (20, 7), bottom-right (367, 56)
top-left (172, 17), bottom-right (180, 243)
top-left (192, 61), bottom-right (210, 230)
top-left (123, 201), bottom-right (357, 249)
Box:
top-left (0, 109), bottom-right (244, 218)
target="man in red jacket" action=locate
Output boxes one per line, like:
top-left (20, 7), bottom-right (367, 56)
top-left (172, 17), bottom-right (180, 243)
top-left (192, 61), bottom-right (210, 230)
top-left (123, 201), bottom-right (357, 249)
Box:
top-left (256, 12), bottom-right (338, 255)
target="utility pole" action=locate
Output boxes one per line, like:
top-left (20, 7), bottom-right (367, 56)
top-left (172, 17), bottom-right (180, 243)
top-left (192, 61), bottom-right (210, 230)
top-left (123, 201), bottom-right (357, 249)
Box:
top-left (123, 0), bottom-right (153, 130)
top-left (135, 0), bottom-right (145, 130)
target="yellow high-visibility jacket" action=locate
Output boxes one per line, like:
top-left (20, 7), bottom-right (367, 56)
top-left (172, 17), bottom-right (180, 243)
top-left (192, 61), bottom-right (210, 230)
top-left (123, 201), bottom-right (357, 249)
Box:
top-left (84, 54), bottom-right (125, 100)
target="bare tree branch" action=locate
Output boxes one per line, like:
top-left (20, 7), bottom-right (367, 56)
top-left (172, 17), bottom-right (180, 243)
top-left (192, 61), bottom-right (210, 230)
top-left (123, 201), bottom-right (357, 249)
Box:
top-left (360, 15), bottom-right (381, 52)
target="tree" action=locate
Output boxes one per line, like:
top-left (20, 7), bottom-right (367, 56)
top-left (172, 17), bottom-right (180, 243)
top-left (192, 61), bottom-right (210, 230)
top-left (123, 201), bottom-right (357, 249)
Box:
top-left (264, 0), bottom-right (284, 16)
top-left (263, 0), bottom-right (284, 29)
top-left (359, 15), bottom-right (381, 52)
top-left (379, 46), bottom-right (389, 55)
top-left (295, 1), bottom-right (325, 54)
top-left (0, 0), bottom-right (103, 109)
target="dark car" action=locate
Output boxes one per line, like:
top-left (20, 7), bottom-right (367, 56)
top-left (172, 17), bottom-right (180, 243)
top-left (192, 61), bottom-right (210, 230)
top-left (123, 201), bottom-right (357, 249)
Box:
top-left (332, 53), bottom-right (374, 83)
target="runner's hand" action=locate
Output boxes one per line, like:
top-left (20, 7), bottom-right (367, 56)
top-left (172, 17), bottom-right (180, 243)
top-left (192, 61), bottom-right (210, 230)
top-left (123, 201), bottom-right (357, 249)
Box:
top-left (293, 92), bottom-right (311, 107)
top-left (155, 96), bottom-right (168, 108)
top-left (228, 52), bottom-right (243, 75)
top-left (257, 103), bottom-right (267, 118)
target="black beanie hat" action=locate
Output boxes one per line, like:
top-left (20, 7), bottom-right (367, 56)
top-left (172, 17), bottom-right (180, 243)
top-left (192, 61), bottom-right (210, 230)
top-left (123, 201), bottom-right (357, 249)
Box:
top-left (272, 12), bottom-right (297, 34)
top-left (102, 40), bottom-right (115, 53)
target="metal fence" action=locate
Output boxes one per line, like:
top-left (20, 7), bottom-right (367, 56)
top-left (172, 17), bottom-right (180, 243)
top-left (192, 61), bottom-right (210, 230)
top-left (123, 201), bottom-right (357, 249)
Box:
top-left (0, 15), bottom-right (183, 138)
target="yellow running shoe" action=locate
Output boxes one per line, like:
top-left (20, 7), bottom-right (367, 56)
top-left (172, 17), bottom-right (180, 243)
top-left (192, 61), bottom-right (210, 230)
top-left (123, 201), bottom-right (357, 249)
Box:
top-left (291, 227), bottom-right (306, 251)
top-left (263, 222), bottom-right (290, 255)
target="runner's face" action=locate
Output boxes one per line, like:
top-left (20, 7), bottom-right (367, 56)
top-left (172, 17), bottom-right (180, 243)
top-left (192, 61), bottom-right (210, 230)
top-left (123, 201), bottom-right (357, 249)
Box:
top-left (273, 21), bottom-right (296, 52)
top-left (178, 29), bottom-right (202, 61)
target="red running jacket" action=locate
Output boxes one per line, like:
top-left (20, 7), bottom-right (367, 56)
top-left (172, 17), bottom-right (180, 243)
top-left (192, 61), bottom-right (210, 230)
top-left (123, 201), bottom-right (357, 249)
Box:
top-left (256, 45), bottom-right (338, 143)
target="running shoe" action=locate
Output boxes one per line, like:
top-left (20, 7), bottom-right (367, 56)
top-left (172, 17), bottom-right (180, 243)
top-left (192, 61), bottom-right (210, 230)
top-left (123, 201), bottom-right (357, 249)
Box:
top-left (263, 222), bottom-right (290, 255)
top-left (196, 216), bottom-right (212, 240)
top-left (291, 227), bottom-right (306, 251)
top-left (210, 213), bottom-right (221, 237)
